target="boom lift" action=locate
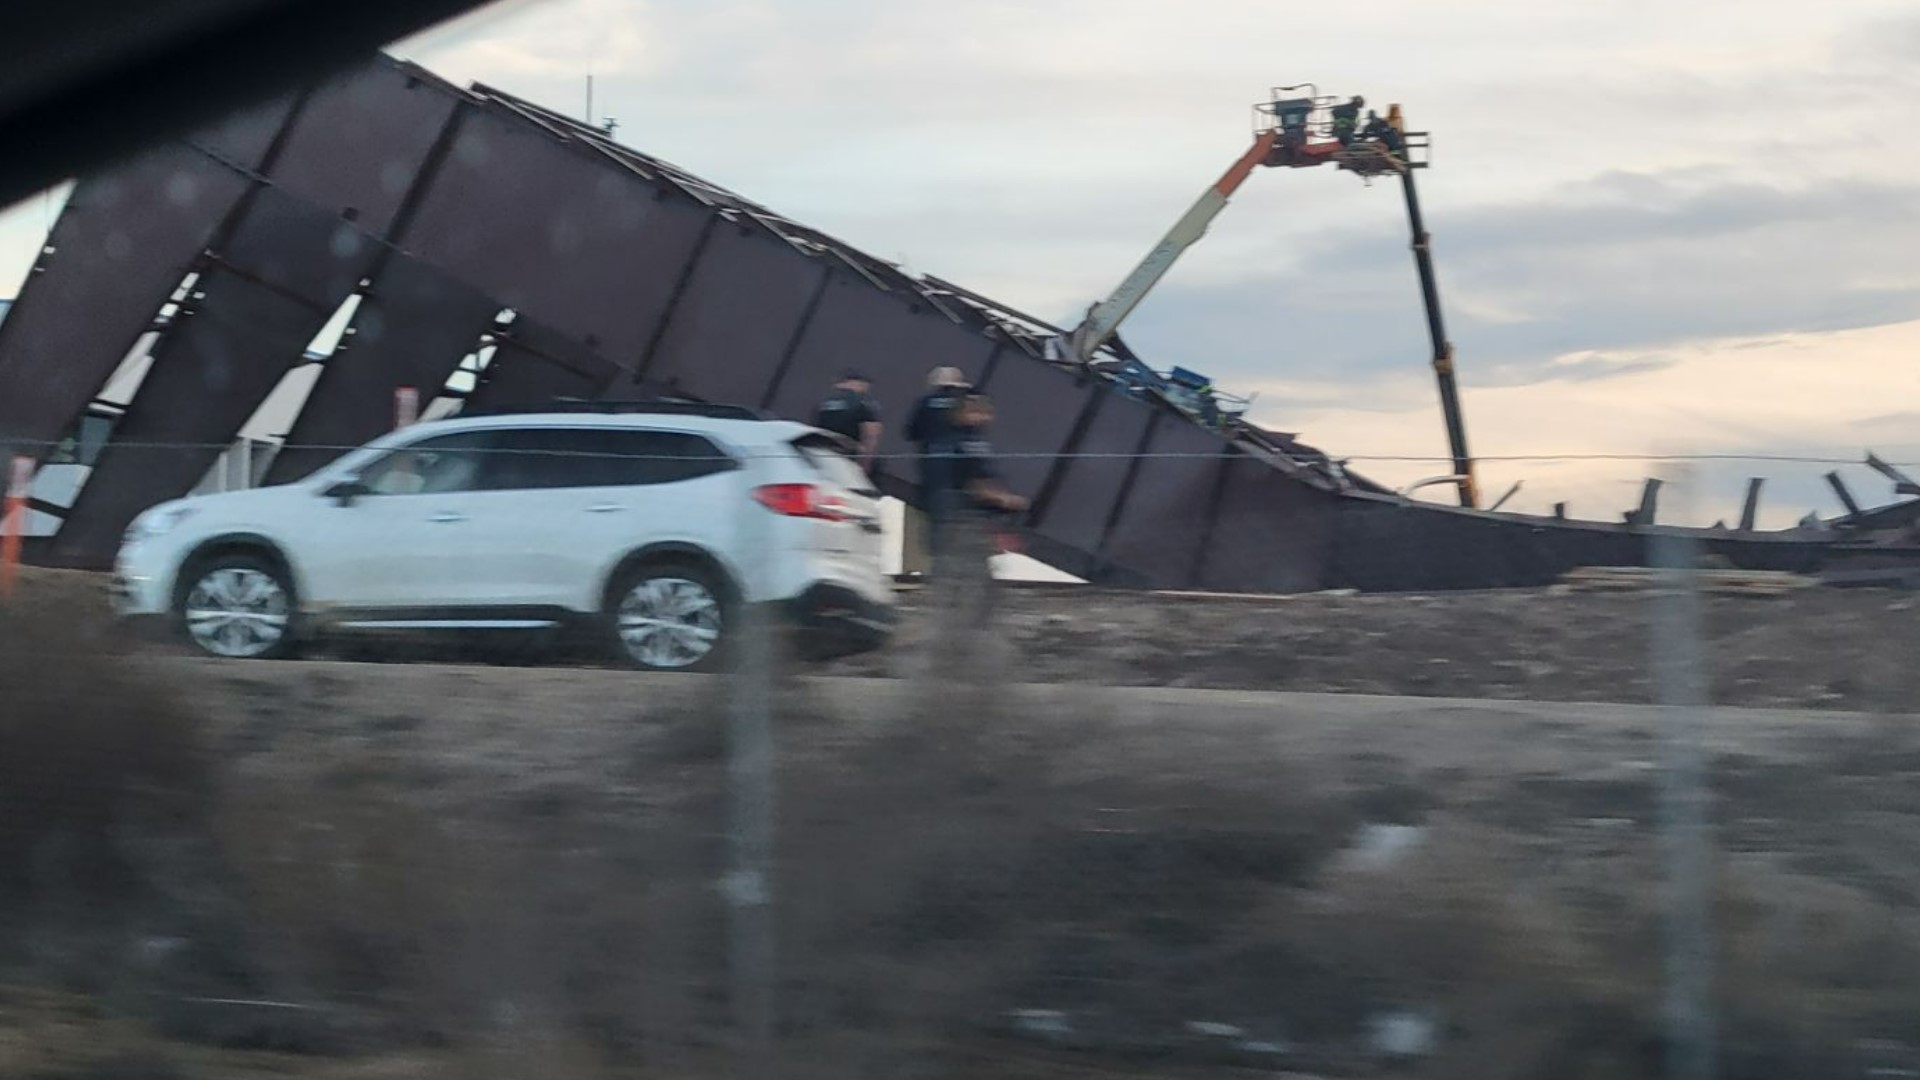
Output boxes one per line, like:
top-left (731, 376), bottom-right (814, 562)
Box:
top-left (1057, 86), bottom-right (1478, 509)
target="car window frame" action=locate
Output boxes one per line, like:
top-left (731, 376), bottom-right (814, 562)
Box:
top-left (479, 426), bottom-right (740, 491)
top-left (351, 429), bottom-right (501, 497)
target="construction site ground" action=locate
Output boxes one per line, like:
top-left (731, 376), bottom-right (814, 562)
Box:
top-left (11, 567), bottom-right (1920, 710)
top-left (6, 566), bottom-right (1920, 1078)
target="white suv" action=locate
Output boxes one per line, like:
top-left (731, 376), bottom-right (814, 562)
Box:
top-left (111, 402), bottom-right (895, 670)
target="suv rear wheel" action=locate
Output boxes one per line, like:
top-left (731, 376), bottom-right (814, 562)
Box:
top-left (607, 560), bottom-right (731, 671)
top-left (175, 552), bottom-right (299, 660)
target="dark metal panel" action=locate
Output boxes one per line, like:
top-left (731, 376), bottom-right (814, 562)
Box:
top-left (265, 61), bottom-right (462, 236)
top-left (400, 107), bottom-right (713, 367)
top-left (0, 145), bottom-right (251, 454)
top-left (1097, 421), bottom-right (1229, 588)
top-left (1032, 389), bottom-right (1155, 556)
top-left (1324, 499), bottom-right (1640, 591)
top-left (1195, 458), bottom-right (1339, 593)
top-left (646, 225), bottom-right (828, 407)
top-left (192, 92), bottom-right (298, 171)
top-left (53, 271), bottom-right (329, 558)
top-left (963, 353), bottom-right (1096, 499)
top-left (763, 274), bottom-right (1000, 492)
top-left (462, 317), bottom-right (616, 412)
top-left (264, 258), bottom-right (499, 483)
top-left (217, 183), bottom-right (381, 303)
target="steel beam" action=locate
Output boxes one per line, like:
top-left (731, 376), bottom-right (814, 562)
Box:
top-left (1826, 471), bottom-right (1864, 520)
top-left (1739, 478), bottom-right (1764, 532)
top-left (1866, 453), bottom-right (1920, 499)
top-left (398, 103), bottom-right (713, 370)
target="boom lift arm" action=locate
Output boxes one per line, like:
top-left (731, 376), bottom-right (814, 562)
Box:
top-left (1057, 86), bottom-right (1480, 509)
top-left (1061, 129), bottom-right (1278, 364)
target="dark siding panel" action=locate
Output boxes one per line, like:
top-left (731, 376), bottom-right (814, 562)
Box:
top-left (1033, 390), bottom-right (1155, 556)
top-left (0, 147), bottom-right (250, 451)
top-left (963, 354), bottom-right (1095, 500)
top-left (53, 274), bottom-right (324, 555)
top-left (646, 225), bottom-right (827, 408)
top-left (463, 317), bottom-right (615, 411)
top-left (266, 62), bottom-right (462, 236)
top-left (1099, 421), bottom-right (1229, 588)
top-left (265, 258), bottom-right (498, 483)
top-left (1195, 457), bottom-right (1338, 592)
top-left (401, 107), bottom-right (711, 367)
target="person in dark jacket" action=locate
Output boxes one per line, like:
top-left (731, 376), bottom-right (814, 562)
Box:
top-left (812, 369), bottom-right (882, 472)
top-left (948, 395), bottom-right (1026, 517)
top-left (926, 394), bottom-right (1026, 671)
top-left (904, 365), bottom-right (971, 549)
top-left (1330, 95), bottom-right (1364, 146)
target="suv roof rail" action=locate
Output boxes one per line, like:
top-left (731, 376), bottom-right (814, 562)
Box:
top-left (464, 397), bottom-right (771, 421)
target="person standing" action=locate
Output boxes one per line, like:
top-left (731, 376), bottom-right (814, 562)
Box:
top-left (925, 394), bottom-right (1027, 674)
top-left (812, 369), bottom-right (882, 473)
top-left (1330, 95), bottom-right (1365, 147)
top-left (904, 366), bottom-right (971, 554)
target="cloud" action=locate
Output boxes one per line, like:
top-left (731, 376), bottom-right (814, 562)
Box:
top-left (1124, 169), bottom-right (1920, 395)
top-left (1252, 318), bottom-right (1920, 527)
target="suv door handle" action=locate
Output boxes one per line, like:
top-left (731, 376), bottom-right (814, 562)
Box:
top-left (587, 503), bottom-right (624, 514)
top-left (428, 511), bottom-right (466, 524)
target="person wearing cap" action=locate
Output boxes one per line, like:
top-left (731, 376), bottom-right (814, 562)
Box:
top-left (1331, 95), bottom-right (1365, 147)
top-left (812, 369), bottom-right (882, 473)
top-left (905, 366), bottom-right (972, 553)
top-left (927, 393), bottom-right (1027, 672)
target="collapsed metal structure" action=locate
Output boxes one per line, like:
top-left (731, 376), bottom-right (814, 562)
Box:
top-left (2, 55), bottom-right (1916, 590)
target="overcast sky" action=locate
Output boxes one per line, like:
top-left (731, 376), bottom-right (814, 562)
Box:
top-left (5, 0), bottom-right (1919, 526)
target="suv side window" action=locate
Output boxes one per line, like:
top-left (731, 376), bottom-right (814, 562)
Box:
top-left (484, 428), bottom-right (737, 490)
top-left (356, 431), bottom-right (495, 496)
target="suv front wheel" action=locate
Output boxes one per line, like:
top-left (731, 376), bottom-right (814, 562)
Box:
top-left (175, 552), bottom-right (299, 660)
top-left (607, 560), bottom-right (732, 672)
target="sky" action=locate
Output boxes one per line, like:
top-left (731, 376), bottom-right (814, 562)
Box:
top-left (4, 0), bottom-right (1919, 528)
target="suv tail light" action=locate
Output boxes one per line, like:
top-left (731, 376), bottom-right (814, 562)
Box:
top-left (752, 483), bottom-right (854, 521)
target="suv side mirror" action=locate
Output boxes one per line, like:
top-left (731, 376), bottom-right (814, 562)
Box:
top-left (323, 477), bottom-right (370, 506)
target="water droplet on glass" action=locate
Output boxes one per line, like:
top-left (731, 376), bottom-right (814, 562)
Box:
top-left (329, 227), bottom-right (364, 261)
top-left (379, 160), bottom-right (411, 196)
top-left (165, 172), bottom-right (200, 207)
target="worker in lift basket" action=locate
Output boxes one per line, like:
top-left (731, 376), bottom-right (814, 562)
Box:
top-left (812, 368), bottom-right (882, 473)
top-left (1363, 109), bottom-right (1404, 155)
top-left (1330, 95), bottom-right (1365, 146)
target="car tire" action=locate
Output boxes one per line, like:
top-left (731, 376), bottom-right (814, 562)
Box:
top-left (174, 551), bottom-right (301, 660)
top-left (606, 559), bottom-right (735, 672)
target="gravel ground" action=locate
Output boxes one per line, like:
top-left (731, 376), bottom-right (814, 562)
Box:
top-left (14, 567), bottom-right (1920, 711)
top-left (6, 567), bottom-right (1920, 1076)
top-left (827, 581), bottom-right (1920, 711)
